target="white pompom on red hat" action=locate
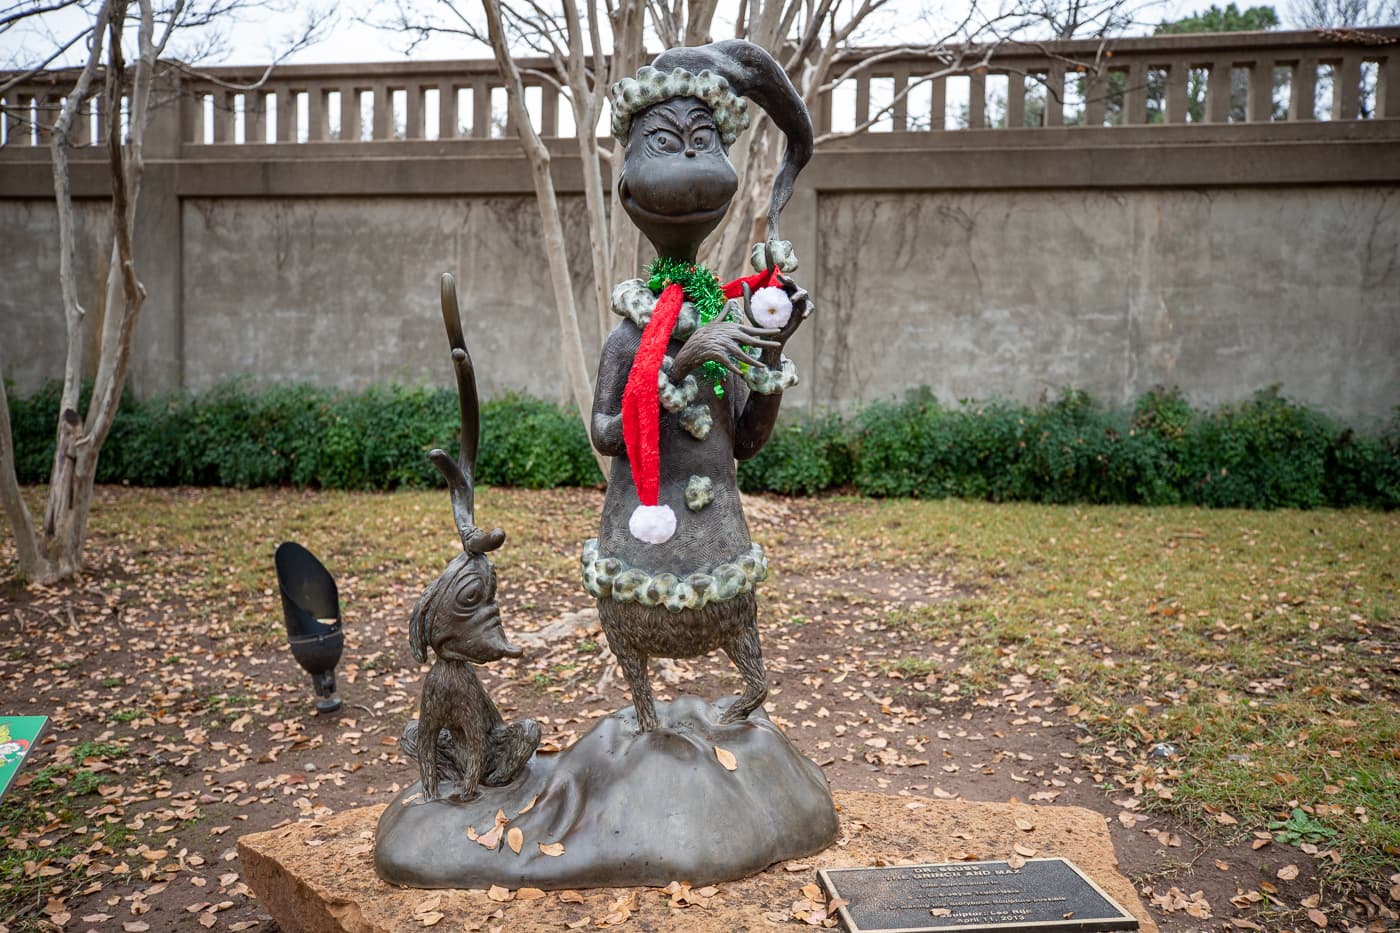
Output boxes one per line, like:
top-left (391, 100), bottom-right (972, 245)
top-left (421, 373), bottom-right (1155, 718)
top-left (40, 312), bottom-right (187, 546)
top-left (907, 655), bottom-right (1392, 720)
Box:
top-left (749, 285), bottom-right (792, 329)
top-left (628, 504), bottom-right (677, 544)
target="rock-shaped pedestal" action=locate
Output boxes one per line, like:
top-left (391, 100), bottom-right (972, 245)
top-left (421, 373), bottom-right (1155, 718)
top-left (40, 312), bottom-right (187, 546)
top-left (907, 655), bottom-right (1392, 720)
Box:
top-left (240, 792), bottom-right (1158, 933)
top-left (375, 696), bottom-right (839, 889)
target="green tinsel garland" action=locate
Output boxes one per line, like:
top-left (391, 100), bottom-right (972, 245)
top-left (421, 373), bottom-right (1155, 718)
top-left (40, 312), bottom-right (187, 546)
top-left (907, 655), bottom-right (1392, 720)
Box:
top-left (646, 257), bottom-right (734, 396)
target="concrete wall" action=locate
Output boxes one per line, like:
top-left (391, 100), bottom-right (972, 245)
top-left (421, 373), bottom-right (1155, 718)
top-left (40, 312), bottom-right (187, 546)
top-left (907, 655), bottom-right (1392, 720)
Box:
top-left (4, 184), bottom-right (1399, 425)
top-left (805, 187), bottom-right (1400, 421)
top-left (179, 195), bottom-right (599, 402)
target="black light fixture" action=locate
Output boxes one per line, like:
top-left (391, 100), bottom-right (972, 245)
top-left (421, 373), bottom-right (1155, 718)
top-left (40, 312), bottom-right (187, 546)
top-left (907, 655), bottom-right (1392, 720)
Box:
top-left (274, 541), bottom-right (344, 714)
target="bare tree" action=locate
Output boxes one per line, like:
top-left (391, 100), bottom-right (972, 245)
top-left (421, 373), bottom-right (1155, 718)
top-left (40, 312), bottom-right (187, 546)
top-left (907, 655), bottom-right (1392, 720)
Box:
top-left (1288, 0), bottom-right (1400, 26)
top-left (374, 0), bottom-right (1157, 474)
top-left (376, 0), bottom-right (1079, 399)
top-left (0, 0), bottom-right (324, 584)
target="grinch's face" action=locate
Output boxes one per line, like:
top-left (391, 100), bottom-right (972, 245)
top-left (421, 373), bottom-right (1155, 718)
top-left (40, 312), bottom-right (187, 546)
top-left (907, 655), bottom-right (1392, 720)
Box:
top-left (618, 96), bottom-right (738, 261)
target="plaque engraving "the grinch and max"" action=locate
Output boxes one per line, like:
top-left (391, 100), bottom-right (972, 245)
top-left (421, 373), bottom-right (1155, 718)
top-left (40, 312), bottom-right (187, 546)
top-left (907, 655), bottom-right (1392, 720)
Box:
top-left (817, 857), bottom-right (1140, 933)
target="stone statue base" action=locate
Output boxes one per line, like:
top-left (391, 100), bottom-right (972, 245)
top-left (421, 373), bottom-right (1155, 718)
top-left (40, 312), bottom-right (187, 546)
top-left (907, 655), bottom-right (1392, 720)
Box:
top-left (374, 696), bottom-right (838, 889)
top-left (241, 792), bottom-right (1157, 933)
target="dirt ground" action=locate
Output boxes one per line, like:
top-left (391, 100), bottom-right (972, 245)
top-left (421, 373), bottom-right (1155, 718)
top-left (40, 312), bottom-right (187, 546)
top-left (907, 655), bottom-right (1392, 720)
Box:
top-left (0, 488), bottom-right (1394, 932)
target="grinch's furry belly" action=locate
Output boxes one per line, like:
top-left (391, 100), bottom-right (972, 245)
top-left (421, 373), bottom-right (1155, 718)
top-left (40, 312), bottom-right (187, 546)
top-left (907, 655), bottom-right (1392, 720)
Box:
top-left (597, 591), bottom-right (757, 660)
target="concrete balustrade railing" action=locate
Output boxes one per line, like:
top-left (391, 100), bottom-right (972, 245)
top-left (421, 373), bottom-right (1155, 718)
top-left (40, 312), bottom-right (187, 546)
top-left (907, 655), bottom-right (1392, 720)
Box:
top-left (3, 28), bottom-right (1397, 151)
top-left (815, 28), bottom-right (1400, 132)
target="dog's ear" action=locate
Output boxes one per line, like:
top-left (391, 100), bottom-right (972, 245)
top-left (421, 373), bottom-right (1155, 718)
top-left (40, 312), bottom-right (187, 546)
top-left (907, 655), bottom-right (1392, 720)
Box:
top-left (408, 580), bottom-right (438, 664)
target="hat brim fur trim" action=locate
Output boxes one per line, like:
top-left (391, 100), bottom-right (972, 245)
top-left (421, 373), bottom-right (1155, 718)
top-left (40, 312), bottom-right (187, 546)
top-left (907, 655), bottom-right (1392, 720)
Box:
top-left (611, 66), bottom-right (750, 148)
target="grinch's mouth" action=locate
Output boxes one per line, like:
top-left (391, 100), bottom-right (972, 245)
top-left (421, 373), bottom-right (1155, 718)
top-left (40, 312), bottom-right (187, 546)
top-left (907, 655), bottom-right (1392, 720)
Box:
top-left (620, 184), bottom-right (731, 226)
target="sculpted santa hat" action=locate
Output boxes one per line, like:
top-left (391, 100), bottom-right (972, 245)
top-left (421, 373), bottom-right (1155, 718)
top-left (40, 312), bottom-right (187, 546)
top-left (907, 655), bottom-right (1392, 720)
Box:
top-left (611, 40), bottom-right (814, 544)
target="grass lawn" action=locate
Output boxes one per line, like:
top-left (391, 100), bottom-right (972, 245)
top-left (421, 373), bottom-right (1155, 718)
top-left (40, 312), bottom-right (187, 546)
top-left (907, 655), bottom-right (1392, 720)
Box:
top-left (834, 499), bottom-right (1399, 885)
top-left (1, 486), bottom-right (1396, 931)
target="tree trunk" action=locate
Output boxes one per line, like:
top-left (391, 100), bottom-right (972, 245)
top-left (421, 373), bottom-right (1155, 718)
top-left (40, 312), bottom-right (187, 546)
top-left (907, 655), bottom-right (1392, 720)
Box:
top-left (479, 0), bottom-right (603, 477)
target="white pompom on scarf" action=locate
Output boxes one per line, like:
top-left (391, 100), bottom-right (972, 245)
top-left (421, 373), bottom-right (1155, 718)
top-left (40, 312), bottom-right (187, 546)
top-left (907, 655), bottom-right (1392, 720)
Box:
top-left (749, 285), bottom-right (793, 329)
top-left (628, 504), bottom-right (677, 544)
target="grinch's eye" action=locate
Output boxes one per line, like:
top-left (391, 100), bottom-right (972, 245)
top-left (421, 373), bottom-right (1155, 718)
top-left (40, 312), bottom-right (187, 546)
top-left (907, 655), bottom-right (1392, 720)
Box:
top-left (690, 129), bottom-right (713, 150)
top-left (650, 130), bottom-right (681, 152)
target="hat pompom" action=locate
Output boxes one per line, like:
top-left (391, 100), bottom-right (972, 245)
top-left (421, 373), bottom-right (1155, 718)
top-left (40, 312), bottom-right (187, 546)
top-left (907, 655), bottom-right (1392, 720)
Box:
top-left (629, 504), bottom-right (677, 544)
top-left (749, 285), bottom-right (792, 329)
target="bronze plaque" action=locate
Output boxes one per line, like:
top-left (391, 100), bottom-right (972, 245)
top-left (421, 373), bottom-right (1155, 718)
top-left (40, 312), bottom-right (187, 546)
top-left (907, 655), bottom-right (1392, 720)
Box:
top-left (817, 858), bottom-right (1140, 932)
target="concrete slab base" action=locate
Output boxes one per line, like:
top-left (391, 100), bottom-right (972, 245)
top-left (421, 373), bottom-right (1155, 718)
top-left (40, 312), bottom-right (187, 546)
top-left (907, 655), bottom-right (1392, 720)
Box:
top-left (238, 791), bottom-right (1158, 933)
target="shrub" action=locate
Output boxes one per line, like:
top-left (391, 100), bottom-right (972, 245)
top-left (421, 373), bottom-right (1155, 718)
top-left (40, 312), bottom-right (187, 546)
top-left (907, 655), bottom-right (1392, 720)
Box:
top-left (477, 393), bottom-right (600, 489)
top-left (738, 413), bottom-right (851, 495)
top-left (4, 380), bottom-right (1393, 509)
top-left (1181, 387), bottom-right (1335, 509)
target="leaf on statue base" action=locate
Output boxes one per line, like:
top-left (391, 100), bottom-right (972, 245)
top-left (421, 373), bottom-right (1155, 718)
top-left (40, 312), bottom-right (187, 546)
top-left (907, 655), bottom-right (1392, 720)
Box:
top-left (539, 841), bottom-right (565, 857)
top-left (506, 827), bottom-right (523, 854)
top-left (714, 746), bottom-right (738, 770)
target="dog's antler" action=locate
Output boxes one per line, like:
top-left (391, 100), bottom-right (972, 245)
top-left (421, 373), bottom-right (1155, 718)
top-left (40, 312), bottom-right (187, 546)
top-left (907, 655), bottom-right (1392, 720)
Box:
top-left (430, 273), bottom-right (504, 555)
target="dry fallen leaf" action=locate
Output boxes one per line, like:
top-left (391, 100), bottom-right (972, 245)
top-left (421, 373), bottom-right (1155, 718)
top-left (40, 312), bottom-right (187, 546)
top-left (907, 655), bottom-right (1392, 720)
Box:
top-left (517, 795), bottom-right (538, 816)
top-left (1277, 864), bottom-right (1300, 881)
top-left (1014, 844), bottom-right (1037, 857)
top-left (714, 746), bottom-right (738, 770)
top-left (1306, 907), bottom-right (1328, 927)
top-left (539, 841), bottom-right (565, 857)
top-left (507, 827), bottom-right (524, 854)
top-left (487, 885), bottom-right (513, 902)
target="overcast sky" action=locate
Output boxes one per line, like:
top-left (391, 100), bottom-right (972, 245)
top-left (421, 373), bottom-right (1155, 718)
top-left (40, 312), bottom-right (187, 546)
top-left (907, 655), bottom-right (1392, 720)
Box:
top-left (3, 0), bottom-right (1217, 71)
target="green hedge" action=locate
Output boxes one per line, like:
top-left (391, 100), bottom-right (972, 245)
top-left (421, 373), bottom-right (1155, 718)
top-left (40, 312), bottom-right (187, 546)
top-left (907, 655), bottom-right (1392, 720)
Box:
top-left (8, 381), bottom-right (602, 491)
top-left (8, 381), bottom-right (1397, 509)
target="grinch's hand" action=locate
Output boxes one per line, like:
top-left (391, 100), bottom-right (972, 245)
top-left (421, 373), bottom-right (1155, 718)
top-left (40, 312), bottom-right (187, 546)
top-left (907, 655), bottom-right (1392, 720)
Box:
top-left (672, 320), bottom-right (780, 380)
top-left (741, 275), bottom-right (813, 348)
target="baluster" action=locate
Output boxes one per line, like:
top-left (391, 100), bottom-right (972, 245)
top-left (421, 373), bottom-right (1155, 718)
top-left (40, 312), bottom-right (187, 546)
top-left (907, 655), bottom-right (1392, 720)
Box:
top-left (929, 74), bottom-right (946, 130)
top-left (1121, 62), bottom-right (1146, 125)
top-left (891, 65), bottom-right (908, 132)
top-left (540, 84), bottom-right (558, 137)
top-left (1206, 60), bottom-right (1231, 123)
top-left (3, 96), bottom-right (22, 146)
top-left (1006, 72), bottom-right (1025, 128)
top-left (1337, 55), bottom-right (1361, 119)
top-left (440, 84), bottom-right (458, 138)
top-left (181, 87), bottom-right (201, 143)
top-left (1382, 52), bottom-right (1400, 117)
top-left (213, 89), bottom-right (236, 143)
top-left (1248, 59), bottom-right (1274, 122)
top-left (339, 86), bottom-right (358, 141)
top-left (816, 86), bottom-right (832, 135)
top-left (1084, 68), bottom-right (1106, 126)
top-left (406, 83), bottom-right (423, 138)
top-left (307, 88), bottom-right (326, 141)
top-left (968, 69), bottom-right (986, 128)
top-left (1045, 64), bottom-right (1066, 126)
top-left (1290, 58), bottom-right (1316, 120)
top-left (472, 79), bottom-right (491, 138)
top-left (247, 89), bottom-right (267, 143)
top-left (73, 94), bottom-right (92, 145)
top-left (284, 88), bottom-right (301, 141)
top-left (372, 84), bottom-right (391, 139)
top-left (855, 73), bottom-right (870, 130)
top-left (1165, 61), bottom-right (1190, 123)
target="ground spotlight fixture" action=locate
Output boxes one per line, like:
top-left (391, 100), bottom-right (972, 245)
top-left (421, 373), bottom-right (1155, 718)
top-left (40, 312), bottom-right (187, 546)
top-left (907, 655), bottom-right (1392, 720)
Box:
top-left (275, 541), bottom-right (345, 715)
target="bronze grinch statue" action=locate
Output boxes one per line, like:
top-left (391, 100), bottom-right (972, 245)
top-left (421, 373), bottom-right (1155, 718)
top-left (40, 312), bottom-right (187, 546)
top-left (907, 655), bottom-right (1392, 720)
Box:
top-left (377, 39), bottom-right (836, 892)
top-left (583, 39), bottom-right (815, 732)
